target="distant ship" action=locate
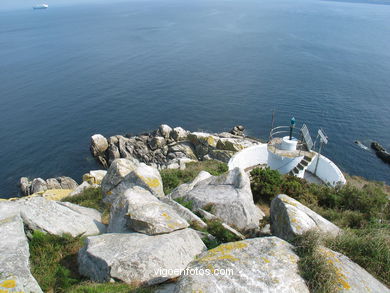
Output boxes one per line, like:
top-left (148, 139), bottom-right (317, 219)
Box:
top-left (33, 4), bottom-right (48, 10)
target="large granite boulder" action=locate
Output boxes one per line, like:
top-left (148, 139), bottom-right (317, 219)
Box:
top-left (170, 127), bottom-right (188, 141)
top-left (108, 186), bottom-right (188, 234)
top-left (4, 197), bottom-right (106, 237)
top-left (105, 163), bottom-right (164, 204)
top-left (101, 158), bottom-right (138, 195)
top-left (216, 137), bottom-right (253, 152)
top-left (174, 237), bottom-right (309, 293)
top-left (56, 176), bottom-right (78, 189)
top-left (90, 134), bottom-right (109, 157)
top-left (158, 124), bottom-right (172, 138)
top-left (0, 215), bottom-right (43, 293)
top-left (78, 228), bottom-right (206, 285)
top-left (320, 247), bottom-right (390, 293)
top-left (82, 170), bottom-right (107, 185)
top-left (30, 178), bottom-right (47, 194)
top-left (171, 168), bottom-right (264, 231)
top-left (46, 178), bottom-right (61, 189)
top-left (169, 171), bottom-right (212, 199)
top-left (270, 194), bottom-right (341, 241)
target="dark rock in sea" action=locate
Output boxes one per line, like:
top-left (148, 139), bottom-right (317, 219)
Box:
top-left (371, 141), bottom-right (390, 164)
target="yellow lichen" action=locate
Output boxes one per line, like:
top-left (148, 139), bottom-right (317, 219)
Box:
top-left (198, 241), bottom-right (248, 263)
top-left (139, 176), bottom-right (160, 188)
top-left (0, 280), bottom-right (16, 288)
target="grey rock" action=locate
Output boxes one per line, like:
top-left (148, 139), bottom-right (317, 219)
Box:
top-left (107, 144), bottom-right (120, 164)
top-left (0, 215), bottom-right (43, 293)
top-left (171, 127), bottom-right (188, 141)
top-left (174, 237), bottom-right (309, 293)
top-left (158, 124), bottom-right (172, 138)
top-left (188, 132), bottom-right (219, 148)
top-left (108, 186), bottom-right (188, 234)
top-left (168, 142), bottom-right (197, 160)
top-left (229, 125), bottom-right (245, 136)
top-left (171, 168), bottom-right (264, 231)
top-left (90, 134), bottom-right (109, 156)
top-left (216, 137), bottom-right (255, 152)
top-left (149, 136), bottom-right (166, 151)
top-left (82, 170), bottom-right (107, 185)
top-left (30, 178), bottom-right (47, 194)
top-left (160, 197), bottom-right (207, 230)
top-left (101, 158), bottom-right (138, 195)
top-left (56, 176), bottom-right (78, 189)
top-left (319, 247), bottom-right (390, 293)
top-left (78, 229), bottom-right (206, 285)
top-left (270, 194), bottom-right (341, 241)
top-left (67, 181), bottom-right (92, 197)
top-left (208, 149), bottom-right (235, 163)
top-left (46, 178), bottom-right (61, 189)
top-left (169, 171), bottom-right (212, 199)
top-left (19, 177), bottom-right (31, 196)
top-left (18, 197), bottom-right (105, 236)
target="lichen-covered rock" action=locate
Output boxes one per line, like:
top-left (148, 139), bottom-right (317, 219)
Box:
top-left (19, 177), bottom-right (31, 196)
top-left (169, 171), bottom-right (212, 199)
top-left (171, 168), bottom-right (264, 231)
top-left (319, 247), bottom-right (390, 293)
top-left (216, 137), bottom-right (253, 152)
top-left (82, 170), bottom-right (107, 185)
top-left (107, 163), bottom-right (164, 202)
top-left (270, 194), bottom-right (341, 241)
top-left (168, 142), bottom-right (197, 160)
top-left (46, 178), bottom-right (61, 189)
top-left (174, 237), bottom-right (309, 293)
top-left (15, 197), bottom-right (105, 236)
top-left (149, 136), bottom-right (166, 150)
top-left (78, 229), bottom-right (206, 285)
top-left (108, 186), bottom-right (188, 234)
top-left (101, 158), bottom-right (138, 195)
top-left (0, 215), bottom-right (43, 293)
top-left (158, 124), bottom-right (172, 138)
top-left (160, 197), bottom-right (207, 229)
top-left (30, 178), bottom-right (47, 194)
top-left (188, 132), bottom-right (219, 148)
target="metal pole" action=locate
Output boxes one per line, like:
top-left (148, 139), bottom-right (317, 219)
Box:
top-left (269, 110), bottom-right (275, 141)
top-left (314, 140), bottom-right (323, 176)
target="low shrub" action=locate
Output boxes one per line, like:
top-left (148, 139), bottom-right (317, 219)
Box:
top-left (66, 282), bottom-right (154, 293)
top-left (250, 167), bottom-right (283, 203)
top-left (174, 197), bottom-right (194, 211)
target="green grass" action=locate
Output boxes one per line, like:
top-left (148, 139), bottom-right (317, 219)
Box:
top-left (325, 228), bottom-right (390, 287)
top-left (293, 231), bottom-right (339, 293)
top-left (65, 282), bottom-right (154, 293)
top-left (29, 230), bottom-right (85, 292)
top-left (173, 197), bottom-right (194, 211)
top-left (160, 160), bottom-right (228, 194)
top-left (61, 187), bottom-right (110, 224)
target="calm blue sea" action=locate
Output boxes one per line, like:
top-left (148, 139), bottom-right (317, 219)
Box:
top-left (1, 0), bottom-right (390, 198)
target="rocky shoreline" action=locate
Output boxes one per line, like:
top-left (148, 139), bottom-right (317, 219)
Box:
top-left (90, 124), bottom-right (260, 169)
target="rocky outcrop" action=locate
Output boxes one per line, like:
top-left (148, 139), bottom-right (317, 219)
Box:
top-left (319, 247), bottom-right (390, 293)
top-left (103, 162), bottom-right (164, 203)
top-left (82, 170), bottom-right (107, 185)
top-left (78, 229), bottom-right (206, 285)
top-left (0, 197), bottom-right (106, 237)
top-left (90, 124), bottom-right (259, 170)
top-left (371, 141), bottom-right (390, 164)
top-left (171, 168), bottom-right (264, 231)
top-left (270, 194), bottom-right (341, 241)
top-left (174, 237), bottom-right (309, 293)
top-left (19, 176), bottom-right (78, 197)
top-left (108, 186), bottom-right (188, 234)
top-left (169, 170), bottom-right (212, 199)
top-left (0, 215), bottom-right (43, 293)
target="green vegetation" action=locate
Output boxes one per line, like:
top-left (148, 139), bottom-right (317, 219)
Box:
top-left (174, 197), bottom-right (194, 211)
top-left (293, 231), bottom-right (339, 293)
top-left (160, 160), bottom-right (228, 194)
top-left (250, 167), bottom-right (390, 286)
top-left (61, 187), bottom-right (110, 224)
top-left (66, 282), bottom-right (153, 293)
top-left (29, 230), bottom-right (84, 292)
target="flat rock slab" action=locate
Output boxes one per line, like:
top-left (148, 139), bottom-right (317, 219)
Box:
top-left (108, 187), bottom-right (189, 234)
top-left (270, 194), bottom-right (341, 241)
top-left (320, 247), bottom-right (390, 293)
top-left (0, 215), bottom-right (42, 293)
top-left (78, 228), bottom-right (206, 285)
top-left (174, 236), bottom-right (309, 293)
top-left (0, 197), bottom-right (106, 237)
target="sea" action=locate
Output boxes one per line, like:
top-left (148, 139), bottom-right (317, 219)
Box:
top-left (1, 0), bottom-right (389, 198)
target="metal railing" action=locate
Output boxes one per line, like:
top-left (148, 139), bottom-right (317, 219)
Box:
top-left (268, 125), bottom-right (309, 152)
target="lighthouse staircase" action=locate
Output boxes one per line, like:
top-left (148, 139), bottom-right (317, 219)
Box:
top-left (288, 155), bottom-right (314, 177)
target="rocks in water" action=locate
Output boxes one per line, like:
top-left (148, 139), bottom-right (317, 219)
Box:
top-left (171, 168), bottom-right (264, 231)
top-left (90, 134), bottom-right (109, 167)
top-left (0, 215), bottom-right (43, 293)
top-left (229, 125), bottom-right (245, 136)
top-left (174, 237), bottom-right (309, 293)
top-left (320, 247), bottom-right (390, 293)
top-left (82, 170), bottom-right (107, 185)
top-left (1, 197), bottom-right (106, 237)
top-left (108, 186), bottom-right (188, 234)
top-left (270, 194), bottom-right (341, 241)
top-left (19, 176), bottom-right (79, 196)
top-left (89, 124), bottom-right (259, 171)
top-left (78, 228), bottom-right (206, 285)
top-left (371, 141), bottom-right (390, 164)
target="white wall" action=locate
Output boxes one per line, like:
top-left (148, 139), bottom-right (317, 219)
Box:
top-left (228, 144), bottom-right (268, 170)
top-left (267, 151), bottom-right (303, 174)
top-left (307, 154), bottom-right (346, 186)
